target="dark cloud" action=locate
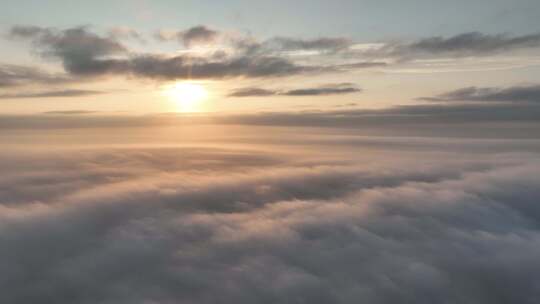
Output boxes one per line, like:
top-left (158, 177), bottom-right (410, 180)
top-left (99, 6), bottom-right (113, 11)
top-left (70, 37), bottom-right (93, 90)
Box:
top-left (362, 32), bottom-right (540, 61)
top-left (347, 32), bottom-right (540, 61)
top-left (181, 25), bottom-right (219, 47)
top-left (336, 61), bottom-right (388, 69)
top-left (128, 54), bottom-right (317, 79)
top-left (227, 31), bottom-right (540, 66)
top-left (408, 32), bottom-right (540, 55)
top-left (5, 25), bottom-right (425, 84)
top-left (228, 87), bottom-right (277, 97)
top-left (43, 110), bottom-right (98, 115)
top-left (9, 25), bottom-right (128, 76)
top-left (10, 25), bottom-right (329, 80)
top-left (129, 54), bottom-right (318, 79)
top-left (8, 25), bottom-right (45, 37)
top-left (285, 83), bottom-right (361, 96)
top-left (419, 85), bottom-right (540, 103)
top-left (154, 25), bottom-right (219, 47)
top-left (163, 29), bottom-right (540, 59)
top-left (0, 64), bottom-right (71, 87)
top-left (0, 89), bottom-right (104, 99)
top-left (8, 25), bottom-right (540, 84)
top-left (229, 83), bottom-right (361, 97)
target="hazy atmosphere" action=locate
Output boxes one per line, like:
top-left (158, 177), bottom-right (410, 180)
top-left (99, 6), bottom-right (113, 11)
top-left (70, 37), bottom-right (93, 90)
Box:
top-left (1, 1), bottom-right (540, 303)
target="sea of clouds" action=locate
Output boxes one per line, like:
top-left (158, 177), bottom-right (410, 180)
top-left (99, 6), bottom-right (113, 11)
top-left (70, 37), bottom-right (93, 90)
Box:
top-left (1, 122), bottom-right (540, 303)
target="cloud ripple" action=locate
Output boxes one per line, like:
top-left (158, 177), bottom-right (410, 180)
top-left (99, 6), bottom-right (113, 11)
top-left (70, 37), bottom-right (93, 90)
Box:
top-left (0, 135), bottom-right (540, 303)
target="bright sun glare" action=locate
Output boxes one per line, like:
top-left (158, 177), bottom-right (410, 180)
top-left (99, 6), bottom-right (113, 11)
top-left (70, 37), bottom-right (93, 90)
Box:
top-left (164, 82), bottom-right (208, 112)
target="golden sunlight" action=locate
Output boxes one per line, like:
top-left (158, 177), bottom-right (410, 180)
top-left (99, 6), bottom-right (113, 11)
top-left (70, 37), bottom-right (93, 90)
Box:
top-left (163, 82), bottom-right (208, 112)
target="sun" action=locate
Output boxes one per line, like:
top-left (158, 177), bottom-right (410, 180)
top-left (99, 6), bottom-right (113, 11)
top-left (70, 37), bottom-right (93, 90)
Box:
top-left (164, 82), bottom-right (208, 112)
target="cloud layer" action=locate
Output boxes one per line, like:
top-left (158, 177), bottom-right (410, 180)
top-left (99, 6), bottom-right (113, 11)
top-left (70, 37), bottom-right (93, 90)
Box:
top-left (1, 127), bottom-right (540, 303)
top-left (1, 101), bottom-right (539, 134)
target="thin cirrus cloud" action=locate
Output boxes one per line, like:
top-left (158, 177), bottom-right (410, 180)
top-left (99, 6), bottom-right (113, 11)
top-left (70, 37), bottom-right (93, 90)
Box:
top-left (43, 110), bottom-right (98, 115)
top-left (156, 25), bottom-right (352, 52)
top-left (261, 36), bottom-right (353, 52)
top-left (228, 83), bottom-right (361, 97)
top-left (155, 26), bottom-right (540, 57)
top-left (108, 26), bottom-right (146, 44)
top-left (407, 32), bottom-right (540, 55)
top-left (349, 32), bottom-right (540, 60)
top-left (418, 84), bottom-right (540, 103)
top-left (0, 89), bottom-right (104, 99)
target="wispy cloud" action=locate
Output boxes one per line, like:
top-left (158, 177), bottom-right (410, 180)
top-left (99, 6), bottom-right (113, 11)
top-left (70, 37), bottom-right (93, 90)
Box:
top-left (42, 110), bottom-right (98, 115)
top-left (0, 64), bottom-right (71, 87)
top-left (407, 32), bottom-right (540, 56)
top-left (419, 84), bottom-right (540, 103)
top-left (0, 89), bottom-right (104, 99)
top-left (108, 26), bottom-right (146, 43)
top-left (351, 32), bottom-right (540, 61)
top-left (229, 83), bottom-right (361, 97)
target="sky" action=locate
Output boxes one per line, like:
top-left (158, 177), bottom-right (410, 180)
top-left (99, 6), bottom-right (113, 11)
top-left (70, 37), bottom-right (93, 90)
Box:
top-left (1, 1), bottom-right (540, 303)
top-left (2, 0), bottom-right (540, 114)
